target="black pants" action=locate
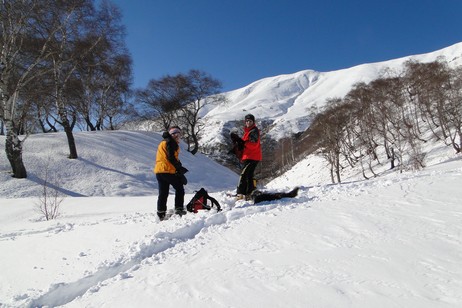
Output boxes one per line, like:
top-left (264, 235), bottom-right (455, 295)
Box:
top-left (156, 173), bottom-right (185, 215)
top-left (237, 160), bottom-right (259, 195)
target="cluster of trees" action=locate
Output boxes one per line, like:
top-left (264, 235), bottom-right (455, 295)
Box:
top-left (135, 69), bottom-right (225, 155)
top-left (307, 59), bottom-right (462, 183)
top-left (1, 0), bottom-right (132, 178)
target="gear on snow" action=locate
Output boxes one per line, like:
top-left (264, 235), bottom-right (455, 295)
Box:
top-left (186, 188), bottom-right (222, 213)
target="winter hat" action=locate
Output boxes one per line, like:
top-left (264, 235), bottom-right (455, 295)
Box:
top-left (244, 114), bottom-right (255, 122)
top-left (169, 126), bottom-right (181, 135)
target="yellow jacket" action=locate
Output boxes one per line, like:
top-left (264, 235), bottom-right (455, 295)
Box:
top-left (154, 138), bottom-right (180, 174)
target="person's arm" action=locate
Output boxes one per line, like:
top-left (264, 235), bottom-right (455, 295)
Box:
top-left (248, 127), bottom-right (259, 143)
top-left (166, 140), bottom-right (182, 171)
top-left (231, 132), bottom-right (244, 149)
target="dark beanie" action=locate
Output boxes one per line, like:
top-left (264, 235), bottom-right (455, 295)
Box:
top-left (245, 114), bottom-right (255, 122)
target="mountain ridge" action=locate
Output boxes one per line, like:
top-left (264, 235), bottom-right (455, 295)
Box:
top-left (200, 42), bottom-right (462, 144)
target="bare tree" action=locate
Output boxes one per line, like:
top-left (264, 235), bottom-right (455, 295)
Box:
top-left (1, 0), bottom-right (131, 176)
top-left (344, 82), bottom-right (381, 178)
top-left (136, 69), bottom-right (224, 155)
top-left (75, 2), bottom-right (131, 131)
top-left (404, 60), bottom-right (462, 153)
top-left (43, 0), bottom-right (112, 159)
top-left (78, 54), bottom-right (131, 131)
top-left (447, 66), bottom-right (462, 153)
top-left (135, 74), bottom-right (189, 130)
top-left (310, 98), bottom-right (349, 183)
top-left (1, 0), bottom-right (58, 178)
top-left (179, 69), bottom-right (225, 155)
top-left (35, 158), bottom-right (65, 221)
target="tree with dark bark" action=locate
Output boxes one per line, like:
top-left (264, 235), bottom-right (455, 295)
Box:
top-left (136, 69), bottom-right (224, 155)
top-left (309, 98), bottom-right (349, 183)
top-left (1, 0), bottom-right (57, 178)
top-left (135, 74), bottom-right (189, 131)
top-left (1, 0), bottom-right (130, 176)
top-left (180, 69), bottom-right (225, 155)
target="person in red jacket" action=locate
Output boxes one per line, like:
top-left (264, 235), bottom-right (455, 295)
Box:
top-left (230, 114), bottom-right (262, 200)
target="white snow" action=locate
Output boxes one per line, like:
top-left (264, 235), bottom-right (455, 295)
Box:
top-left (1, 130), bottom-right (461, 308)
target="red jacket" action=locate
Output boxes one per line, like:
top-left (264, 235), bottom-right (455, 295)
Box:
top-left (241, 124), bottom-right (262, 161)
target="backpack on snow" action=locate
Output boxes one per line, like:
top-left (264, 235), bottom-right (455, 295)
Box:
top-left (186, 188), bottom-right (221, 213)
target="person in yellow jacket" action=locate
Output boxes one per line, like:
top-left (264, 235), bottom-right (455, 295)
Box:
top-left (154, 126), bottom-right (188, 220)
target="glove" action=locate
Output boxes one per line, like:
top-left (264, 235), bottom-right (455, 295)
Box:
top-left (230, 133), bottom-right (244, 150)
top-left (177, 173), bottom-right (187, 185)
top-left (230, 132), bottom-right (240, 141)
top-left (175, 167), bottom-right (188, 185)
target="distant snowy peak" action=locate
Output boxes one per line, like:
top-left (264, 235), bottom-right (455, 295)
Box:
top-left (208, 69), bottom-right (321, 120)
top-left (202, 42), bottom-right (462, 142)
top-left (407, 41), bottom-right (462, 65)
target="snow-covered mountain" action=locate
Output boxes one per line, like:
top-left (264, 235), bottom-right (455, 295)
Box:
top-left (200, 42), bottom-right (462, 144)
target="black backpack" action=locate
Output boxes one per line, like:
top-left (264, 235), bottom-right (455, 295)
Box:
top-left (186, 188), bottom-right (221, 213)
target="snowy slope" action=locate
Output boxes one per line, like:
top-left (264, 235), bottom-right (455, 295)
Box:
top-left (0, 131), bottom-right (238, 198)
top-left (1, 131), bottom-right (462, 307)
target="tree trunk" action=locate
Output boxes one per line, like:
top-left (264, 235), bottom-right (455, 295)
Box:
top-left (390, 147), bottom-right (395, 169)
top-left (190, 133), bottom-right (199, 155)
top-left (4, 121), bottom-right (27, 178)
top-left (55, 82), bottom-right (78, 158)
top-left (57, 103), bottom-right (78, 159)
top-left (63, 120), bottom-right (78, 159)
top-left (2, 82), bottom-right (27, 177)
top-left (46, 117), bottom-right (58, 132)
top-left (84, 115), bottom-right (96, 131)
top-left (108, 116), bottom-right (115, 130)
top-left (335, 155), bottom-right (341, 183)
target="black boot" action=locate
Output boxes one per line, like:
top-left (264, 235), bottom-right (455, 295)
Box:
top-left (157, 212), bottom-right (166, 221)
top-left (282, 187), bottom-right (299, 198)
top-left (175, 208), bottom-right (187, 216)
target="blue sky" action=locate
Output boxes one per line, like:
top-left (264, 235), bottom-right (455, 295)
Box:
top-left (111, 0), bottom-right (462, 92)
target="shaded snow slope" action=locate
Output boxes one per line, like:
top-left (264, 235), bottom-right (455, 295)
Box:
top-left (0, 131), bottom-right (238, 198)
